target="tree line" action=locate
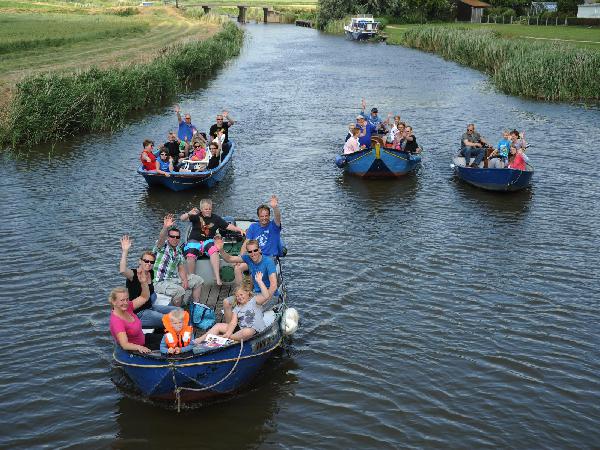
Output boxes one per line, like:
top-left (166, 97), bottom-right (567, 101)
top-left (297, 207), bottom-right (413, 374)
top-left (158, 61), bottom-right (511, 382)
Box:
top-left (316, 0), bottom-right (585, 27)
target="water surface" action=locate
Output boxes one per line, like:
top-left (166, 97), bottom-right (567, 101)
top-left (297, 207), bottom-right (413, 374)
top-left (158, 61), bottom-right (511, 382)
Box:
top-left (1, 23), bottom-right (599, 449)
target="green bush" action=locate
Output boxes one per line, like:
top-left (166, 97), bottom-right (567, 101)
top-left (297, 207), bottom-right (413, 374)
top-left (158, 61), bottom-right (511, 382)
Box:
top-left (1, 23), bottom-right (244, 147)
top-left (401, 26), bottom-right (600, 102)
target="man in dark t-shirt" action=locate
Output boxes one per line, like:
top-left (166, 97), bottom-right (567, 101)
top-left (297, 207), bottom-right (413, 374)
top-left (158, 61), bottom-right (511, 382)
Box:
top-left (209, 111), bottom-right (235, 150)
top-left (179, 198), bottom-right (245, 285)
top-left (162, 131), bottom-right (181, 169)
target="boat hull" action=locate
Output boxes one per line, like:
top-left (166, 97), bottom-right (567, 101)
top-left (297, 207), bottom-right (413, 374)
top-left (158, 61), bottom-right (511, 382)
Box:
top-left (453, 158), bottom-right (533, 192)
top-left (138, 141), bottom-right (235, 192)
top-left (344, 29), bottom-right (377, 40)
top-left (113, 316), bottom-right (283, 402)
top-left (340, 147), bottom-right (421, 178)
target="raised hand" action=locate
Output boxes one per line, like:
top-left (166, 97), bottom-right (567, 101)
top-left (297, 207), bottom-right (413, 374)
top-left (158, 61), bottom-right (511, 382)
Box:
top-left (254, 271), bottom-right (263, 284)
top-left (174, 104), bottom-right (180, 114)
top-left (361, 98), bottom-right (366, 110)
top-left (222, 110), bottom-right (229, 118)
top-left (269, 195), bottom-right (278, 209)
top-left (163, 214), bottom-right (175, 229)
top-left (189, 207), bottom-right (199, 216)
top-left (120, 235), bottom-right (132, 251)
top-left (137, 267), bottom-right (150, 284)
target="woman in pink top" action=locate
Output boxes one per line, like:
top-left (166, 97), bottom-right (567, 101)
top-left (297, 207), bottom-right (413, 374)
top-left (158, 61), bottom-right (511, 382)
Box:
top-left (343, 127), bottom-right (362, 155)
top-left (507, 146), bottom-right (529, 171)
top-left (109, 269), bottom-right (152, 353)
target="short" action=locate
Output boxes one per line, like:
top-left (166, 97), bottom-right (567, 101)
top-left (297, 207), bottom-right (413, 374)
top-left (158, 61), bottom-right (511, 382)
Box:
top-left (154, 273), bottom-right (204, 300)
top-left (184, 240), bottom-right (218, 260)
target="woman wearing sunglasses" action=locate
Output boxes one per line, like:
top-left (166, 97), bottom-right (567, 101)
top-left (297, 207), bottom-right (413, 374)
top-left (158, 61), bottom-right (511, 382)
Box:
top-left (119, 235), bottom-right (177, 328)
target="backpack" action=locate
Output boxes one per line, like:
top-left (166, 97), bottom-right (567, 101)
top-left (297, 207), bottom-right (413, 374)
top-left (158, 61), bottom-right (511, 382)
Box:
top-left (189, 302), bottom-right (216, 331)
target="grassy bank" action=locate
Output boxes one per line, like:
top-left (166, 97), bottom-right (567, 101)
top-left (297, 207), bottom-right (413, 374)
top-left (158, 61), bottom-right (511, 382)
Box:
top-left (389, 25), bottom-right (600, 102)
top-left (1, 21), bottom-right (243, 148)
top-left (386, 23), bottom-right (600, 49)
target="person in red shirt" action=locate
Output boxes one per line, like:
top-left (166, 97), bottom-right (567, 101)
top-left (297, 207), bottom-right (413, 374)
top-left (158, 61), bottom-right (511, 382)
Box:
top-left (508, 146), bottom-right (529, 171)
top-left (140, 139), bottom-right (157, 171)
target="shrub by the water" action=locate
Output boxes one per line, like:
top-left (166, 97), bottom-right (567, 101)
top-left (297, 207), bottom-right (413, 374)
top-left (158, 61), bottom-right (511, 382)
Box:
top-left (1, 22), bottom-right (244, 147)
top-left (401, 26), bottom-right (600, 102)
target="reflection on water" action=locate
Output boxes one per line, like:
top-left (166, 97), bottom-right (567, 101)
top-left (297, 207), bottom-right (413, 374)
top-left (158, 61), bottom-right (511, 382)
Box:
top-left (452, 177), bottom-right (534, 219)
top-left (113, 354), bottom-right (298, 449)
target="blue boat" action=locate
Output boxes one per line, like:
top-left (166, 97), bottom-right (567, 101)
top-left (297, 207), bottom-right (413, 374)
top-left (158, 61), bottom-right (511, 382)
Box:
top-left (137, 141), bottom-right (235, 192)
top-left (452, 156), bottom-right (534, 191)
top-left (112, 219), bottom-right (298, 409)
top-left (336, 144), bottom-right (422, 178)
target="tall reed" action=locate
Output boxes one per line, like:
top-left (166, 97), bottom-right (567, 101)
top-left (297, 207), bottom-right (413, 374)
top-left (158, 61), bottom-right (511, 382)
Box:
top-left (401, 26), bottom-right (600, 102)
top-left (1, 22), bottom-right (244, 148)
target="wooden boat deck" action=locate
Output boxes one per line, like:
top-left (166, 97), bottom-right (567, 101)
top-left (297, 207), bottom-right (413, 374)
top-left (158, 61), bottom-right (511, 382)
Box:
top-left (197, 282), bottom-right (236, 322)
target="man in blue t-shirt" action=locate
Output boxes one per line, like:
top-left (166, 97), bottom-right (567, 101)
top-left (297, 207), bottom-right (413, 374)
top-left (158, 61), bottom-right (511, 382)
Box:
top-left (215, 237), bottom-right (277, 295)
top-left (174, 104), bottom-right (196, 143)
top-left (356, 115), bottom-right (377, 148)
top-left (215, 237), bottom-right (278, 323)
top-left (246, 195), bottom-right (282, 256)
top-left (235, 195), bottom-right (282, 286)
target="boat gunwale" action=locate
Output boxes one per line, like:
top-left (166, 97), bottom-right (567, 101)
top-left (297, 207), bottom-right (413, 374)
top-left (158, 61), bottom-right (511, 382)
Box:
top-left (137, 140), bottom-right (235, 179)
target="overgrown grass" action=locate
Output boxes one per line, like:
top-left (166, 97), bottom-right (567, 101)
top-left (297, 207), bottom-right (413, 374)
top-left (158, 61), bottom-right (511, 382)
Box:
top-left (400, 26), bottom-right (600, 102)
top-left (1, 22), bottom-right (244, 147)
top-left (323, 18), bottom-right (345, 34)
top-left (0, 13), bottom-right (145, 54)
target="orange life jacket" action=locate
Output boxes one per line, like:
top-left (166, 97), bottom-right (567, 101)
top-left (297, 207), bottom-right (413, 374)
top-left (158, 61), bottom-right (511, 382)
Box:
top-left (162, 311), bottom-right (193, 349)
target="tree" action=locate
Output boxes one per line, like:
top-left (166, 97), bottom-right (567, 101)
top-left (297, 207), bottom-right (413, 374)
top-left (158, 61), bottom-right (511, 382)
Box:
top-left (557, 0), bottom-right (582, 14)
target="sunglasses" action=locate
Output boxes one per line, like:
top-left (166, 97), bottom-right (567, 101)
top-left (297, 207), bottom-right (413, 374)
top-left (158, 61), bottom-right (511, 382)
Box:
top-left (194, 145), bottom-right (202, 148)
top-left (247, 248), bottom-right (260, 254)
top-left (142, 259), bottom-right (155, 264)
top-left (168, 234), bottom-right (181, 239)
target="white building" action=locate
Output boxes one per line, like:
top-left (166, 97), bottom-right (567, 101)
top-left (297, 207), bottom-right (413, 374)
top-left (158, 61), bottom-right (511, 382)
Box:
top-left (578, 0), bottom-right (600, 18)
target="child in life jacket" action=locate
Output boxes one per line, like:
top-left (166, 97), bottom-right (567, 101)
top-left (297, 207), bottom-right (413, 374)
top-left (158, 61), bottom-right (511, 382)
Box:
top-left (160, 308), bottom-right (194, 354)
top-left (194, 274), bottom-right (270, 343)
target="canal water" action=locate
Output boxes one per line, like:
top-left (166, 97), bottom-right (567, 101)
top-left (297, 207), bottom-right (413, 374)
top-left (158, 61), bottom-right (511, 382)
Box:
top-left (1, 23), bottom-right (599, 449)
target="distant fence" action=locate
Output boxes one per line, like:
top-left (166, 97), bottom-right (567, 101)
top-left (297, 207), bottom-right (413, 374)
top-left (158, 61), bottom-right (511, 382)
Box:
top-left (482, 15), bottom-right (600, 26)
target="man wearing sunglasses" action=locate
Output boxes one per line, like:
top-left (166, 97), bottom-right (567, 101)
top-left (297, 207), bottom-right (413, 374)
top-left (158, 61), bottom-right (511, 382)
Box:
top-left (214, 237), bottom-right (277, 299)
top-left (209, 111), bottom-right (235, 151)
top-left (215, 237), bottom-right (278, 323)
top-left (119, 235), bottom-right (178, 328)
top-left (234, 195), bottom-right (283, 284)
top-left (174, 104), bottom-right (197, 143)
top-left (152, 215), bottom-right (204, 307)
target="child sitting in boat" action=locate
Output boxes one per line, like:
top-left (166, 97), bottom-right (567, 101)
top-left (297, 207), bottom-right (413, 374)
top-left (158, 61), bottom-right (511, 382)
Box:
top-left (345, 123), bottom-right (355, 142)
top-left (160, 308), bottom-right (194, 355)
top-left (194, 274), bottom-right (270, 343)
top-left (488, 130), bottom-right (512, 168)
top-left (343, 127), bottom-right (362, 154)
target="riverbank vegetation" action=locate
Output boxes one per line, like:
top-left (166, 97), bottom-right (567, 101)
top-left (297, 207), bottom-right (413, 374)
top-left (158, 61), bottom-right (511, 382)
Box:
top-left (386, 23), bottom-right (600, 49)
top-left (398, 26), bottom-right (600, 102)
top-left (0, 4), bottom-right (243, 148)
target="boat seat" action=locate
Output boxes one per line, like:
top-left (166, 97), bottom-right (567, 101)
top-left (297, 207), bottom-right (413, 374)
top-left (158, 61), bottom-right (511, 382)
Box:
top-left (454, 156), bottom-right (483, 168)
top-left (371, 136), bottom-right (385, 147)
